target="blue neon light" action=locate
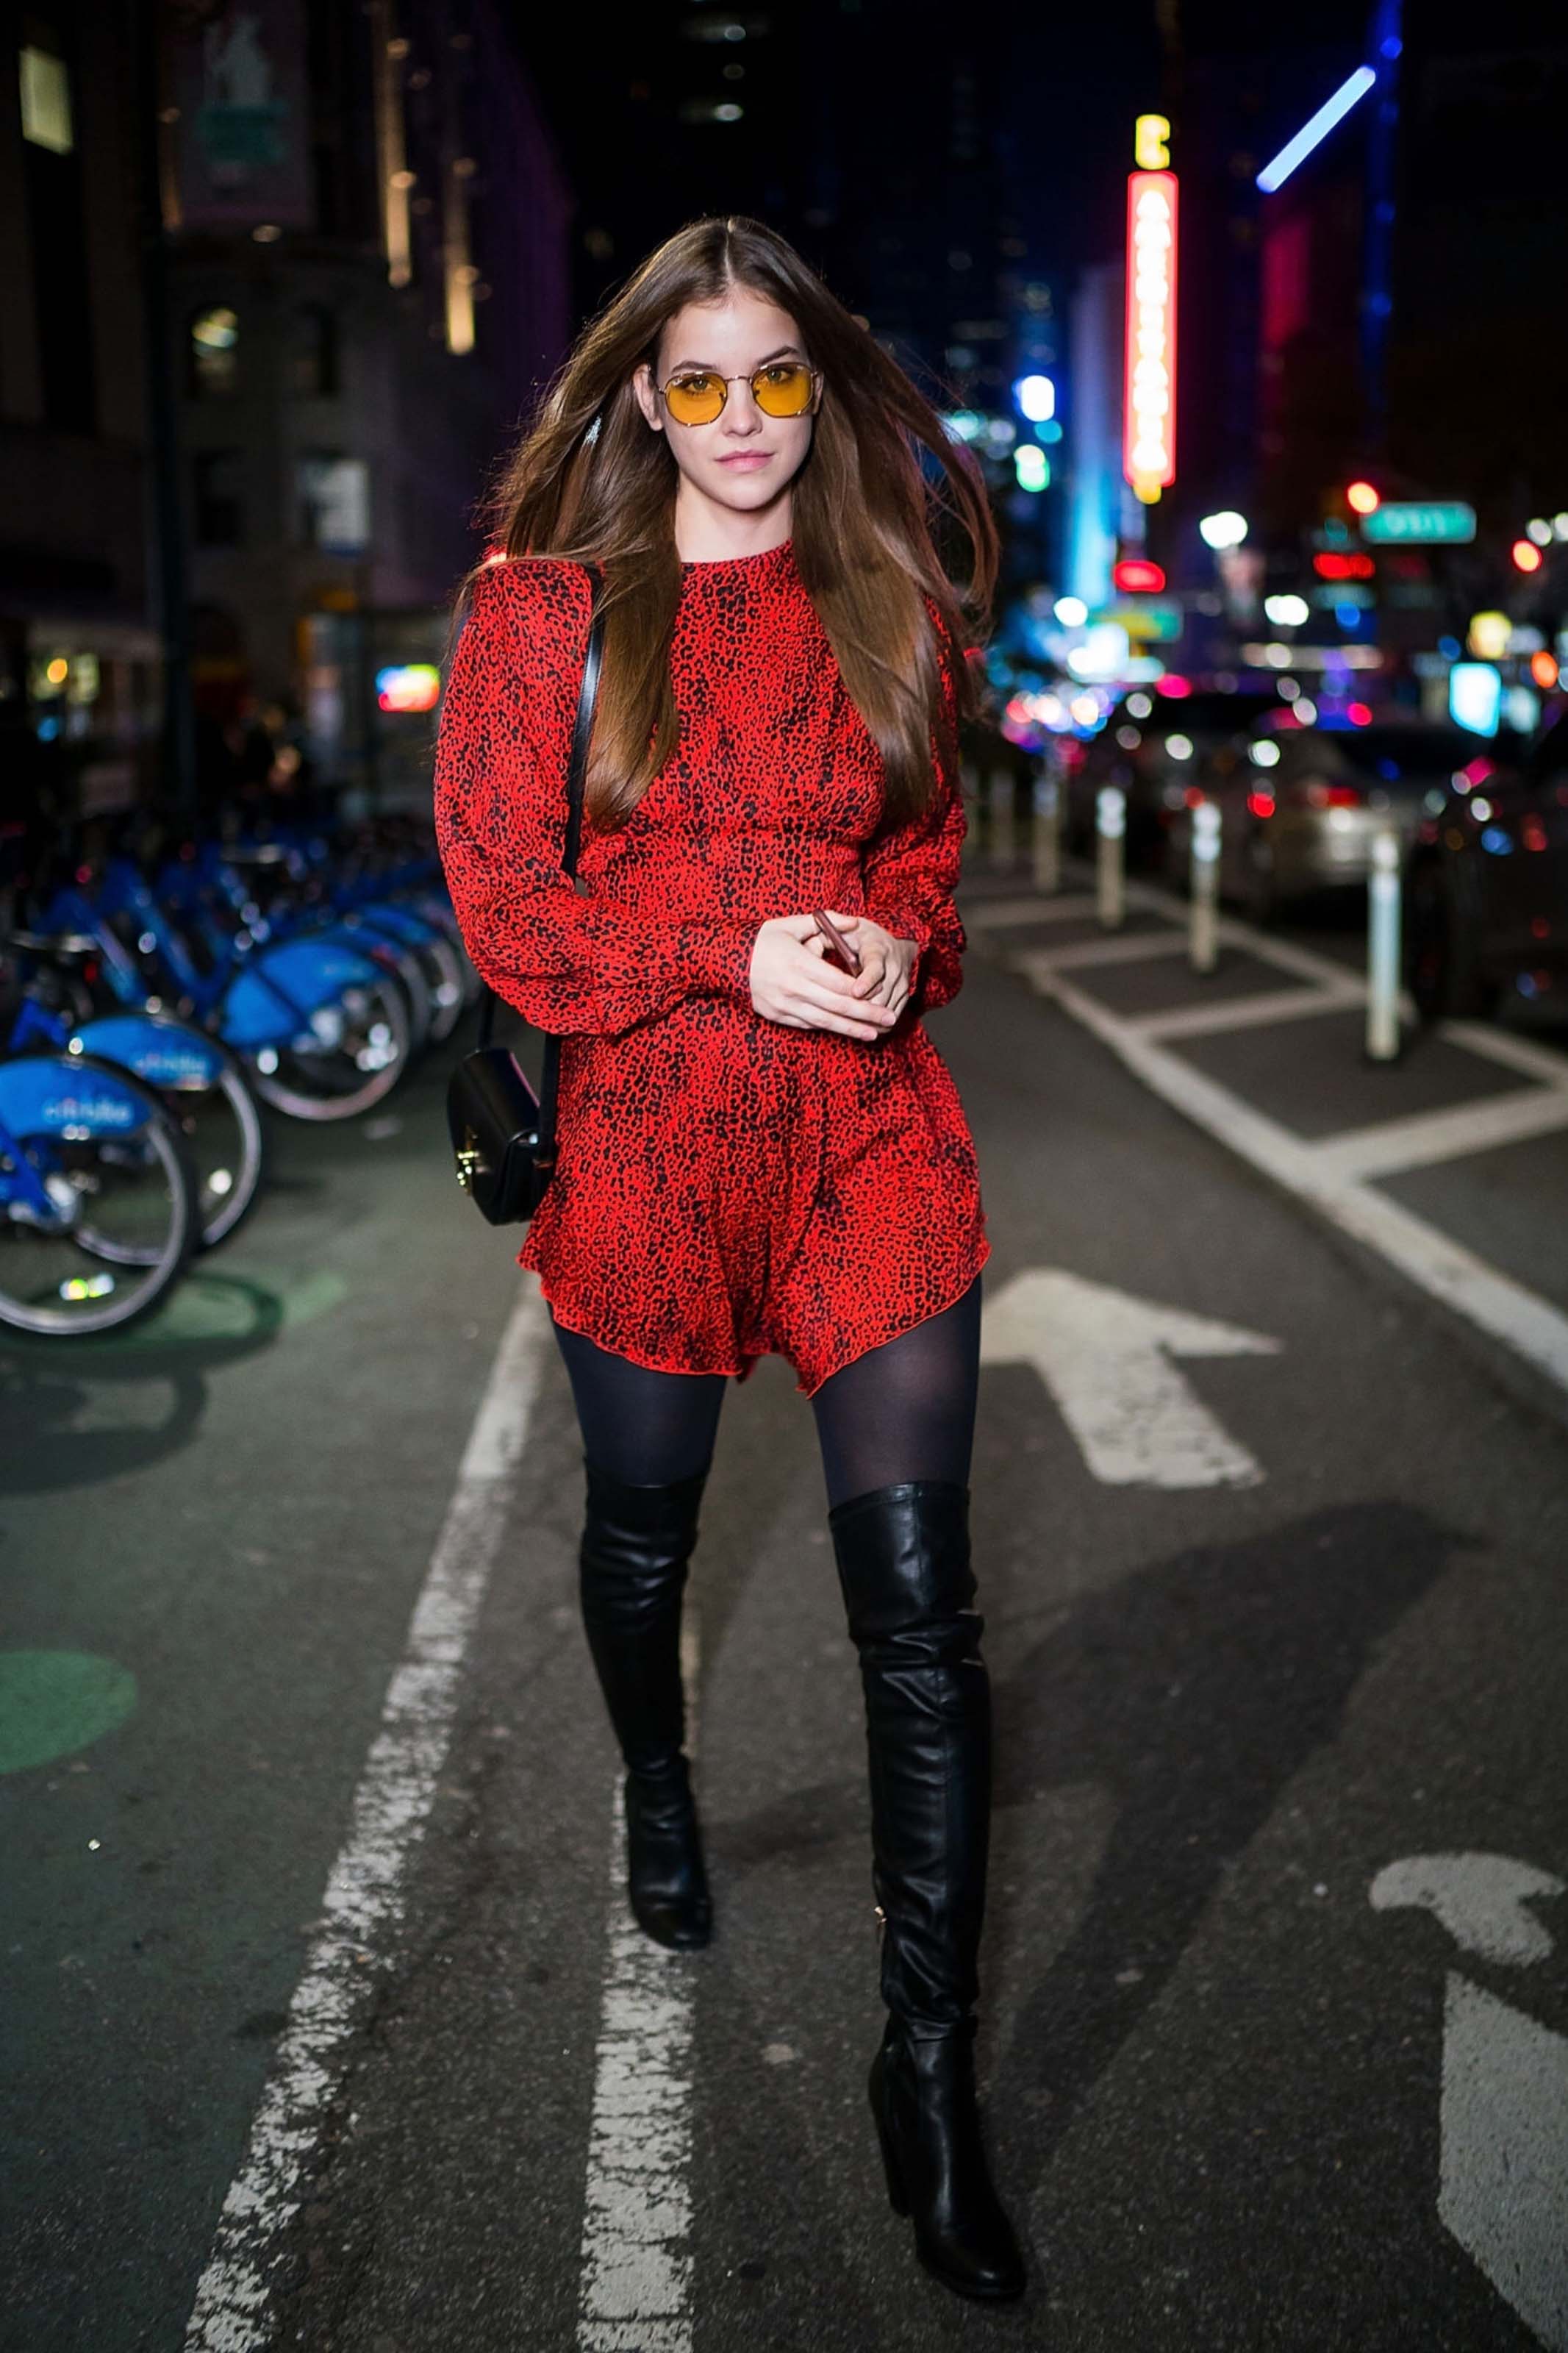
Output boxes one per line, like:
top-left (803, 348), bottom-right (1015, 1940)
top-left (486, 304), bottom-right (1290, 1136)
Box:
top-left (1256, 65), bottom-right (1377, 193)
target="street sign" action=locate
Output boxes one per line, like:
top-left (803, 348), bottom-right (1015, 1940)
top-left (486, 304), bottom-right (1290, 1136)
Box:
top-left (1091, 602), bottom-right (1184, 640)
top-left (1361, 501), bottom-right (1477, 544)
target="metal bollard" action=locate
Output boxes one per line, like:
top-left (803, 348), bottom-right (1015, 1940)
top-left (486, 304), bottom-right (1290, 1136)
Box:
top-left (1189, 799), bottom-right (1221, 974)
top-left (989, 764), bottom-right (1016, 871)
top-left (1096, 785), bottom-right (1126, 929)
top-left (1032, 769), bottom-right (1062, 894)
top-left (1366, 828), bottom-right (1403, 1062)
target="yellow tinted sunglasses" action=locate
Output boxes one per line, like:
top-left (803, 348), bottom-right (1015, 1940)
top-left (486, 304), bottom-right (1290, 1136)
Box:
top-left (658, 360), bottom-right (820, 426)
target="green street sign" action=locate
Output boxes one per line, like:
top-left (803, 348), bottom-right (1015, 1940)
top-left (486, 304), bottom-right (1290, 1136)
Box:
top-left (1092, 602), bottom-right (1184, 641)
top-left (1360, 501), bottom-right (1476, 544)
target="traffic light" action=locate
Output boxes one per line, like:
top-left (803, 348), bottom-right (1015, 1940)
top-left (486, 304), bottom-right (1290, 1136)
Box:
top-left (1345, 479), bottom-right (1381, 515)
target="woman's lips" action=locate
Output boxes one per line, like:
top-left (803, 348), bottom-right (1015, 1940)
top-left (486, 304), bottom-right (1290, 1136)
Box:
top-left (716, 452), bottom-right (773, 470)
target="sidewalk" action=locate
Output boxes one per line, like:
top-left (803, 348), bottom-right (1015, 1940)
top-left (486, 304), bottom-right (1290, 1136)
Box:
top-left (959, 860), bottom-right (1568, 1417)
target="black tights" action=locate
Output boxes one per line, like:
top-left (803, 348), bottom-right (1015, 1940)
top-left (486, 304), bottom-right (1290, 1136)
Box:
top-left (551, 1277), bottom-right (981, 1511)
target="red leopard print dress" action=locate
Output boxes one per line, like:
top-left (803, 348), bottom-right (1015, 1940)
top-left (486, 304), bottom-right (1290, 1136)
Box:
top-left (433, 535), bottom-right (990, 1395)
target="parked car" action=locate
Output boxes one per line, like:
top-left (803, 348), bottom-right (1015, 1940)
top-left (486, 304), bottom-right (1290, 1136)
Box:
top-left (1404, 706), bottom-right (1568, 1019)
top-left (1169, 718), bottom-right (1481, 922)
top-left (1067, 688), bottom-right (1284, 869)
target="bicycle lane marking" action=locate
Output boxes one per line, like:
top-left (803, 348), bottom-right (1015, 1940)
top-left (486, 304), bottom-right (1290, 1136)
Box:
top-left (576, 1622), bottom-right (704, 2353)
top-left (183, 1277), bottom-right (553, 2353)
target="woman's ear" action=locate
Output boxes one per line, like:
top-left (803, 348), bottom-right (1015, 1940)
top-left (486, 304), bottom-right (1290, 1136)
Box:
top-left (631, 361), bottom-right (663, 435)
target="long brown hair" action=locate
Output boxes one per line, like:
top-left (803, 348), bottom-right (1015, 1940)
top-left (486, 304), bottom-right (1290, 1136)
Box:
top-left (471, 214), bottom-right (998, 832)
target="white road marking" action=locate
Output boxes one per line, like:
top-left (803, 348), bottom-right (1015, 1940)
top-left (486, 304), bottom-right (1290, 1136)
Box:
top-left (1134, 984), bottom-right (1360, 1041)
top-left (981, 1266), bottom-right (1278, 1488)
top-left (1023, 960), bottom-right (1568, 1399)
top-left (183, 1279), bottom-right (552, 2353)
top-left (1370, 1853), bottom-right (1565, 1968)
top-left (1439, 1976), bottom-right (1568, 2351)
top-left (1314, 1088), bottom-right (1568, 1183)
top-left (1022, 930), bottom-right (1190, 974)
top-left (576, 1626), bottom-right (703, 2352)
top-left (961, 892), bottom-right (1096, 931)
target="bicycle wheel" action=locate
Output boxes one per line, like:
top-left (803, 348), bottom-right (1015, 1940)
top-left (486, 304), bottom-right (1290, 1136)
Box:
top-left (0, 1064), bottom-right (197, 1337)
top-left (418, 928), bottom-right (466, 1045)
top-left (246, 973), bottom-right (412, 1121)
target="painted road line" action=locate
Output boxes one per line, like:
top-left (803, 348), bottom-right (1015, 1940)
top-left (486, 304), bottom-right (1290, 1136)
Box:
top-left (1314, 1088), bottom-right (1568, 1184)
top-left (1034, 965), bottom-right (1568, 1398)
top-left (961, 893), bottom-right (1096, 932)
top-left (1439, 1976), bottom-right (1568, 2351)
top-left (183, 1279), bottom-right (553, 2353)
top-left (576, 1624), bottom-right (703, 2353)
top-left (981, 1267), bottom-right (1279, 1487)
top-left (1371, 1852), bottom-right (1564, 1968)
top-left (1441, 1019), bottom-right (1568, 1093)
top-left (1133, 985), bottom-right (1360, 1043)
top-left (1372, 1855), bottom-right (1568, 2347)
top-left (1020, 932), bottom-right (1191, 979)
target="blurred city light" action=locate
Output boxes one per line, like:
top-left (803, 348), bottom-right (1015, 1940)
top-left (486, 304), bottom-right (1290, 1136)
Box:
top-left (1199, 510), bottom-right (1248, 549)
top-left (1256, 65), bottom-right (1377, 193)
top-left (1346, 479), bottom-right (1381, 515)
top-left (1113, 557), bottom-right (1166, 592)
top-left (1249, 738), bottom-right (1282, 768)
top-left (1530, 650), bottom-right (1560, 688)
top-left (1450, 662), bottom-right (1503, 736)
top-left (376, 663), bottom-right (442, 713)
top-left (942, 410), bottom-right (986, 443)
top-left (1134, 113), bottom-right (1171, 169)
top-left (1314, 551), bottom-right (1375, 579)
top-left (1014, 445), bottom-right (1050, 493)
top-left (1526, 518), bottom-right (1553, 546)
top-left (1014, 374), bottom-right (1056, 422)
top-left (1124, 151), bottom-right (1178, 502)
top-left (1053, 596), bottom-right (1089, 626)
top-left (1468, 610), bottom-right (1511, 660)
top-left (1511, 539), bottom-right (1544, 574)
top-left (1264, 594), bottom-right (1310, 626)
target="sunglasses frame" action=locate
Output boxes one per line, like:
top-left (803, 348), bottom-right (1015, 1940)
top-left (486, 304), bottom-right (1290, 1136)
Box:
top-left (656, 362), bottom-right (823, 426)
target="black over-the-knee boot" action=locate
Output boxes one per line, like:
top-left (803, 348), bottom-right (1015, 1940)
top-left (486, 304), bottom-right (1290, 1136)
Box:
top-left (578, 1455), bottom-right (712, 1952)
top-left (828, 1478), bottom-right (1025, 2302)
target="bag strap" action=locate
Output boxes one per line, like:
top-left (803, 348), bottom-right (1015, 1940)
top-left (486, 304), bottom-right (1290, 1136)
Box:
top-left (473, 564), bottom-right (605, 1173)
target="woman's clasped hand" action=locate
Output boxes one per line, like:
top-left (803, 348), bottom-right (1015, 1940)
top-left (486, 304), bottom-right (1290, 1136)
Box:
top-left (747, 912), bottom-right (917, 1043)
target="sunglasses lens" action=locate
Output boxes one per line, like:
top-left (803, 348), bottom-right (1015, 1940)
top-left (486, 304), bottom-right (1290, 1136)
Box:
top-left (665, 371), bottom-right (726, 423)
top-left (753, 363), bottom-right (814, 417)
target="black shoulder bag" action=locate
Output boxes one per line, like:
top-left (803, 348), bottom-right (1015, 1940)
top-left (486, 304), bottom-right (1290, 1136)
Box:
top-left (446, 563), bottom-right (604, 1224)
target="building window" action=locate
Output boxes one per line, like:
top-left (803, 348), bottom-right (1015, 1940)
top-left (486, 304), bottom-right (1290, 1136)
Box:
top-left (297, 454), bottom-right (369, 554)
top-left (19, 46), bottom-right (73, 152)
top-left (189, 307), bottom-right (241, 397)
top-left (194, 450), bottom-right (244, 546)
top-left (290, 305), bottom-right (338, 398)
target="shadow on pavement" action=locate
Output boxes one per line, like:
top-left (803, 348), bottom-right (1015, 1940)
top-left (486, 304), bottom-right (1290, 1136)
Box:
top-left (989, 1499), bottom-right (1475, 2202)
top-left (0, 1273), bottom-right (287, 1493)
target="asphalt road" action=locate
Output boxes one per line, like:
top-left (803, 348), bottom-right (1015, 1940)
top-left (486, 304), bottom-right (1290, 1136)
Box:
top-left (5, 918), bottom-right (1567, 2353)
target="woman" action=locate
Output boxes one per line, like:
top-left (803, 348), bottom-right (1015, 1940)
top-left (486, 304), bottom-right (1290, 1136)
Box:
top-left (434, 215), bottom-right (1023, 2303)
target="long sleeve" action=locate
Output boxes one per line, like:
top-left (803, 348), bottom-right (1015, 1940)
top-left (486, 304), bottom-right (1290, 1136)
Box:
top-left (433, 566), bottom-right (757, 1037)
top-left (860, 640), bottom-right (975, 1014)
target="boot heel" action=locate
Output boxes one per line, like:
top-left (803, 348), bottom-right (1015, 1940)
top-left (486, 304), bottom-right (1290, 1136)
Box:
top-left (870, 2077), bottom-right (910, 2215)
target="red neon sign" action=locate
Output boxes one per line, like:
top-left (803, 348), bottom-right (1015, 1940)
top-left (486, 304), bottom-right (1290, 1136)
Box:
top-left (1112, 557), bottom-right (1167, 593)
top-left (1124, 169), bottom-right (1178, 497)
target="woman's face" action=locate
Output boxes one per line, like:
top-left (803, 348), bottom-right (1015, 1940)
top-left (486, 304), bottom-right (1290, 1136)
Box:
top-left (633, 287), bottom-right (820, 523)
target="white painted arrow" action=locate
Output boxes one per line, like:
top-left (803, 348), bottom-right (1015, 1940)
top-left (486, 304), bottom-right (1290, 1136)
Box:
top-left (980, 1268), bottom-right (1281, 1488)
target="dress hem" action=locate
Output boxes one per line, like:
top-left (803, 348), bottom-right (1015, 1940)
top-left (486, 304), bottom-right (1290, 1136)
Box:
top-left (792, 1229), bottom-right (992, 1398)
top-left (529, 1229), bottom-right (991, 1399)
